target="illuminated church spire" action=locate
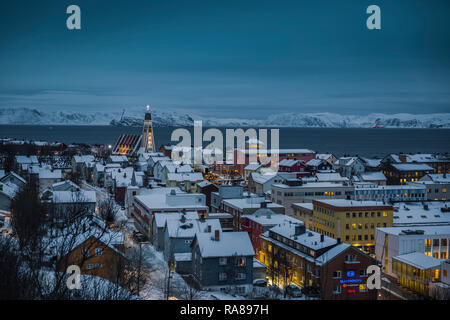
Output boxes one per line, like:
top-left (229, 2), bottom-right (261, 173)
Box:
top-left (142, 105), bottom-right (156, 153)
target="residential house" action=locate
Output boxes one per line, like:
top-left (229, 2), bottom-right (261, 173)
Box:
top-left (191, 230), bottom-right (255, 295)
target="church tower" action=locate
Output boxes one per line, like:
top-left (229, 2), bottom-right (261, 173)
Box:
top-left (142, 105), bottom-right (156, 153)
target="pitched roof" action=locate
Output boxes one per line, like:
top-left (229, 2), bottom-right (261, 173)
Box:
top-left (195, 231), bottom-right (254, 258)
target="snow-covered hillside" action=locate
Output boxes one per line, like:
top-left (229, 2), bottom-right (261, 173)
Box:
top-left (1, 107), bottom-right (449, 128)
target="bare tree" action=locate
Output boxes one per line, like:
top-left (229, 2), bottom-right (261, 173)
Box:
top-left (98, 198), bottom-right (118, 225)
top-left (10, 184), bottom-right (46, 249)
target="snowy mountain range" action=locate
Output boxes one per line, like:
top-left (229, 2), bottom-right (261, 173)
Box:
top-left (1, 107), bottom-right (449, 128)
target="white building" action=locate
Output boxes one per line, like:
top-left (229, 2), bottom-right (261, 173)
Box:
top-left (375, 225), bottom-right (450, 276)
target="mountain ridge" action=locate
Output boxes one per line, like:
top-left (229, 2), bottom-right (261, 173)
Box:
top-left (1, 107), bottom-right (449, 128)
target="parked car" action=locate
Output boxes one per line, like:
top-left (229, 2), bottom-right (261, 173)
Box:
top-left (286, 284), bottom-right (303, 298)
top-left (253, 279), bottom-right (268, 287)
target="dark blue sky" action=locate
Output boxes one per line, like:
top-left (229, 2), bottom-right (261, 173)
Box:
top-left (1, 0), bottom-right (449, 118)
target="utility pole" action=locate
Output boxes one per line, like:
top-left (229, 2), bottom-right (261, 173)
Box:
top-left (166, 260), bottom-right (173, 300)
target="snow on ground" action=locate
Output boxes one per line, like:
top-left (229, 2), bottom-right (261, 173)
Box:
top-left (135, 242), bottom-right (248, 300)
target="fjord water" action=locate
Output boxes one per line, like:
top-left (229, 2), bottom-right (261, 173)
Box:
top-left (0, 125), bottom-right (449, 158)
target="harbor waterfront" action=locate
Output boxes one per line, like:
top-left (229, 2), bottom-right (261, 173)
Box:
top-left (0, 125), bottom-right (449, 157)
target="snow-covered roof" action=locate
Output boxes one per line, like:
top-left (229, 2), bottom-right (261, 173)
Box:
top-left (272, 182), bottom-right (347, 189)
top-left (154, 212), bottom-right (199, 228)
top-left (316, 154), bottom-right (333, 161)
top-left (279, 159), bottom-right (301, 167)
top-left (243, 148), bottom-right (315, 155)
top-left (392, 163), bottom-right (434, 171)
top-left (305, 158), bottom-right (323, 167)
top-left (52, 190), bottom-right (96, 203)
top-left (378, 225), bottom-right (450, 236)
top-left (135, 188), bottom-right (207, 211)
top-left (244, 211), bottom-right (298, 227)
top-left (245, 163), bottom-right (262, 171)
top-left (222, 197), bottom-right (284, 211)
top-left (174, 252), bottom-right (192, 262)
top-left (195, 231), bottom-right (254, 258)
top-left (391, 202), bottom-right (450, 227)
top-left (359, 171), bottom-right (386, 181)
top-left (166, 217), bottom-right (221, 238)
top-left (167, 172), bottom-right (204, 182)
top-left (109, 155), bottom-right (128, 163)
top-left (393, 252), bottom-right (442, 269)
top-left (39, 169), bottom-right (62, 179)
top-left (73, 155), bottom-right (95, 164)
top-left (422, 174), bottom-right (450, 183)
top-left (15, 155), bottom-right (39, 164)
top-left (251, 172), bottom-right (277, 184)
top-left (360, 157), bottom-right (381, 168)
top-left (0, 181), bottom-right (20, 198)
top-left (315, 243), bottom-right (352, 264)
top-left (315, 199), bottom-right (392, 209)
top-left (316, 172), bottom-right (349, 182)
top-left (197, 180), bottom-right (213, 188)
top-left (292, 203), bottom-right (313, 211)
top-left (52, 180), bottom-right (79, 190)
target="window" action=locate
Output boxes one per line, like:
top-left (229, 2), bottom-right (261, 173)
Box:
top-left (235, 273), bottom-right (246, 280)
top-left (236, 257), bottom-right (246, 266)
top-left (346, 224), bottom-right (349, 230)
top-left (360, 269), bottom-right (368, 277)
top-left (219, 257), bottom-right (227, 265)
top-left (82, 248), bottom-right (89, 258)
top-left (86, 264), bottom-right (93, 270)
top-left (219, 273), bottom-right (227, 281)
top-left (346, 254), bottom-right (357, 262)
top-left (95, 248), bottom-right (103, 256)
top-left (333, 271), bottom-right (342, 278)
top-left (95, 263), bottom-right (102, 269)
top-left (333, 285), bottom-right (341, 294)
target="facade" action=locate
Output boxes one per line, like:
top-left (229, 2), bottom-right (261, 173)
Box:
top-left (196, 180), bottom-right (218, 208)
top-left (354, 182), bottom-right (427, 202)
top-left (233, 148), bottom-right (315, 176)
top-left (271, 181), bottom-right (354, 216)
top-left (191, 231), bottom-right (255, 295)
top-left (310, 199), bottom-right (394, 254)
top-left (166, 172), bottom-right (204, 193)
top-left (241, 209), bottom-right (299, 260)
top-left (334, 157), bottom-right (365, 179)
top-left (375, 226), bottom-right (450, 276)
top-left (258, 220), bottom-right (378, 300)
top-left (221, 198), bottom-right (285, 231)
top-left (392, 252), bottom-right (442, 297)
top-left (417, 173), bottom-right (449, 201)
top-left (248, 172), bottom-right (281, 197)
top-left (132, 188), bottom-right (208, 237)
top-left (383, 163), bottom-right (434, 185)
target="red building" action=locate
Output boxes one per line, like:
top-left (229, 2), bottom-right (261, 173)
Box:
top-left (278, 159), bottom-right (307, 173)
top-left (241, 205), bottom-right (299, 260)
top-left (234, 148), bottom-right (316, 176)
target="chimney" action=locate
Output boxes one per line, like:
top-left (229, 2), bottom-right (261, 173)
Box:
top-left (320, 234), bottom-right (324, 242)
top-left (214, 229), bottom-right (220, 241)
top-left (399, 154), bottom-right (407, 163)
top-left (207, 225), bottom-right (211, 233)
top-left (260, 201), bottom-right (267, 209)
top-left (170, 189), bottom-right (176, 195)
top-left (337, 237), bottom-right (341, 244)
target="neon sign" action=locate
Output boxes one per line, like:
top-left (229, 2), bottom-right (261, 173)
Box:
top-left (340, 278), bottom-right (362, 284)
top-left (347, 270), bottom-right (355, 277)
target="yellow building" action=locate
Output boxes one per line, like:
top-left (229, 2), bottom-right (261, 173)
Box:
top-left (309, 199), bottom-right (394, 254)
top-left (392, 252), bottom-right (441, 297)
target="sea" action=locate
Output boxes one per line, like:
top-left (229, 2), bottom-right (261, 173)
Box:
top-left (0, 125), bottom-right (449, 158)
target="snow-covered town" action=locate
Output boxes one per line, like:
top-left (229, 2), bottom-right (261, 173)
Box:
top-left (1, 108), bottom-right (449, 301)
